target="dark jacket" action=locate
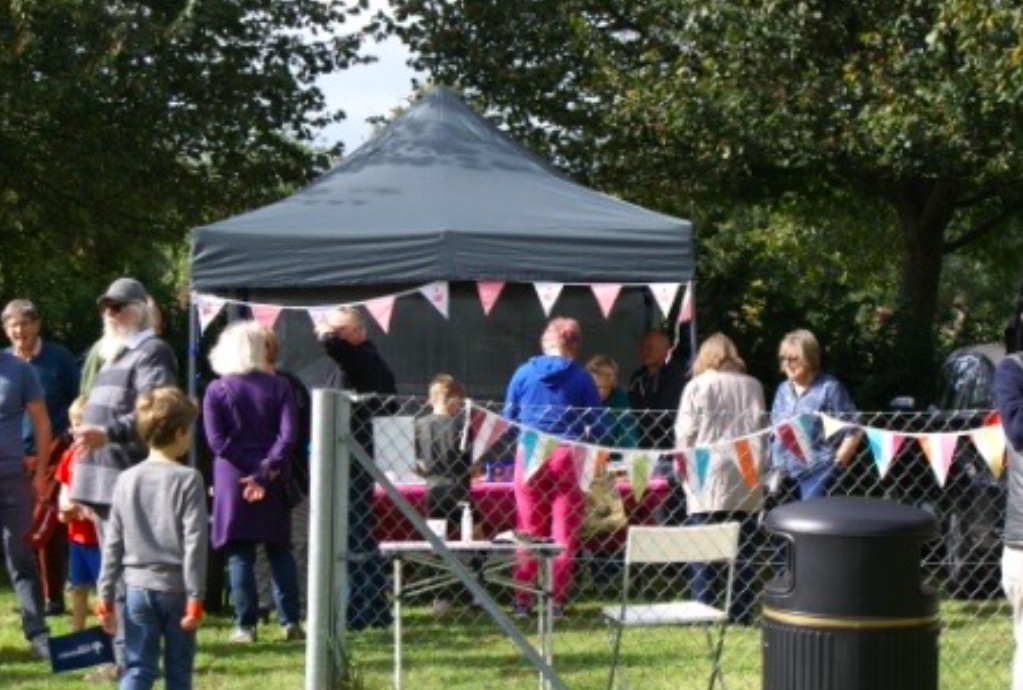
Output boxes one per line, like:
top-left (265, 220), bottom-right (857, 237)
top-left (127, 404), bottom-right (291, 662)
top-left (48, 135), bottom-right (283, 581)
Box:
top-left (994, 354), bottom-right (1023, 546)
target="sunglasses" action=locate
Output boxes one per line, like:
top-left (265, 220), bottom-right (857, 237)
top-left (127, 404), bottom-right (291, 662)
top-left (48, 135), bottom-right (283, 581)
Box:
top-left (778, 355), bottom-right (801, 364)
top-left (102, 302), bottom-right (128, 314)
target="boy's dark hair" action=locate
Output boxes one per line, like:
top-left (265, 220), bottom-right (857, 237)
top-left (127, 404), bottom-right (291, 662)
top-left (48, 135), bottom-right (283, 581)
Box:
top-left (136, 387), bottom-right (198, 449)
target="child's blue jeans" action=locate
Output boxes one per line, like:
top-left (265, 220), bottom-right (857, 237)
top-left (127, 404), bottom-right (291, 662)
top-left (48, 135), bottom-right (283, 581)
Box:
top-left (122, 586), bottom-right (196, 690)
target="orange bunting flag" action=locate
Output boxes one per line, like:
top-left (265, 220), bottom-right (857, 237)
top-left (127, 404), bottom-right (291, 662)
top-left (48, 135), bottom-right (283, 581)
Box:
top-left (734, 438), bottom-right (760, 489)
top-left (250, 304), bottom-right (282, 330)
top-left (918, 433), bottom-right (958, 487)
top-left (970, 425), bottom-right (1006, 479)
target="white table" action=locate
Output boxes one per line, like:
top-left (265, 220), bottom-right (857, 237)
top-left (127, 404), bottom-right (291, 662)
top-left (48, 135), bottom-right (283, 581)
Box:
top-left (379, 539), bottom-right (564, 690)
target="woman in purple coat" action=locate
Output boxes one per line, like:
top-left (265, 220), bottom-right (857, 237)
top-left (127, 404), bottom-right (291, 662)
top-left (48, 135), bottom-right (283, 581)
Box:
top-left (203, 321), bottom-right (304, 644)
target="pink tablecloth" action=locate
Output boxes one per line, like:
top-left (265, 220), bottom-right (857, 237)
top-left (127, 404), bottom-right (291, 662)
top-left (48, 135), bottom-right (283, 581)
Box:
top-left (372, 479), bottom-right (670, 543)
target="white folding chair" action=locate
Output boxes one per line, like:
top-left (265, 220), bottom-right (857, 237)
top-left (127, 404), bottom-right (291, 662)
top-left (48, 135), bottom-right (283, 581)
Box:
top-left (601, 522), bottom-right (740, 690)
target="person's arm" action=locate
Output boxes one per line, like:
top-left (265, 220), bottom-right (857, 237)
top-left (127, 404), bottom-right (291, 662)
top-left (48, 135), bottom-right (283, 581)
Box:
top-left (255, 385), bottom-right (297, 487)
top-left (105, 344), bottom-right (177, 445)
top-left (96, 481), bottom-right (126, 632)
top-left (826, 379), bottom-right (862, 468)
top-left (26, 400), bottom-right (51, 499)
top-left (180, 470), bottom-right (209, 631)
top-left (674, 381), bottom-right (698, 450)
top-left (995, 358), bottom-right (1023, 450)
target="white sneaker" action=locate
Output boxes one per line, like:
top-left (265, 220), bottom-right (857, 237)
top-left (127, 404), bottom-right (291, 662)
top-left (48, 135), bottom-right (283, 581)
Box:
top-left (29, 634), bottom-right (50, 661)
top-left (230, 627), bottom-right (257, 644)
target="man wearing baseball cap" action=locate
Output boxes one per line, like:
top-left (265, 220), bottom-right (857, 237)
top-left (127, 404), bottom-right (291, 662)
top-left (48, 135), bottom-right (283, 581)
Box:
top-left (70, 277), bottom-right (177, 680)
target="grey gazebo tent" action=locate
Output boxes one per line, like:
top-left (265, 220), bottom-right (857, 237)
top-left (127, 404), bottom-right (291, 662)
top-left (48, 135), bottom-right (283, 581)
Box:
top-left (189, 88), bottom-right (694, 397)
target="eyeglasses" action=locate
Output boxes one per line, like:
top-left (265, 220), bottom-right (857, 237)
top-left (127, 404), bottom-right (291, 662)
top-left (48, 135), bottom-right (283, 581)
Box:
top-left (102, 302), bottom-right (127, 314)
top-left (778, 355), bottom-right (801, 364)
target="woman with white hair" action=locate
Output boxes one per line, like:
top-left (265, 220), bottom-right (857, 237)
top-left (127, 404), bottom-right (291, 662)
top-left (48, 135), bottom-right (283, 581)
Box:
top-left (203, 321), bottom-right (303, 644)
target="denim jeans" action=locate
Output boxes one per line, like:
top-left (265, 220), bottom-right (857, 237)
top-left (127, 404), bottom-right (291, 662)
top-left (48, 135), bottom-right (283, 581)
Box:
top-left (684, 511), bottom-right (762, 624)
top-left (0, 468), bottom-right (48, 641)
top-left (226, 541), bottom-right (301, 628)
top-left (122, 587), bottom-right (195, 690)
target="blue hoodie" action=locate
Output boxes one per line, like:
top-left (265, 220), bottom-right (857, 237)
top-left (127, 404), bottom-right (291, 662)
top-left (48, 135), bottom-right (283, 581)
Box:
top-left (502, 356), bottom-right (604, 441)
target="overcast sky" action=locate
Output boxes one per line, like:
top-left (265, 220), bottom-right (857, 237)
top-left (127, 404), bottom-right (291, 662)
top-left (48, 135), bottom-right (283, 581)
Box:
top-left (313, 5), bottom-right (422, 155)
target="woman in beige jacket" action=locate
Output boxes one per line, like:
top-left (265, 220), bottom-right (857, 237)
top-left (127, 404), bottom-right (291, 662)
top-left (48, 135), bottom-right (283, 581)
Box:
top-left (674, 332), bottom-right (767, 624)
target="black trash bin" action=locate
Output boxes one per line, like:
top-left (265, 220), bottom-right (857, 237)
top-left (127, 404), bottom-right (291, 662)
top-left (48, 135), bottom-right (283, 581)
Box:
top-left (762, 496), bottom-right (939, 690)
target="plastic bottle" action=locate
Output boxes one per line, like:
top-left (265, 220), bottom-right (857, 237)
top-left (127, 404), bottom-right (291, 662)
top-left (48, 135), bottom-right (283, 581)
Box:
top-left (460, 502), bottom-right (473, 543)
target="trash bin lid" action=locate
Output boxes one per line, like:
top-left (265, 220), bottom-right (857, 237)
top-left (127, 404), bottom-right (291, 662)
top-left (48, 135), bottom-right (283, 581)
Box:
top-left (765, 496), bottom-right (938, 539)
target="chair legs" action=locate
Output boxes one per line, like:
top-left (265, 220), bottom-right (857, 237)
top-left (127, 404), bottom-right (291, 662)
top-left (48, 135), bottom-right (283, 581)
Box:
top-left (605, 621), bottom-right (625, 690)
top-left (703, 623), bottom-right (729, 690)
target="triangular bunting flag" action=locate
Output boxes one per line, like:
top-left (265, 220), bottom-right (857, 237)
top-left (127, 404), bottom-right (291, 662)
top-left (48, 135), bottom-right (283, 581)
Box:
top-left (420, 282), bottom-right (450, 318)
top-left (575, 446), bottom-right (601, 493)
top-left (250, 304), bottom-right (282, 330)
top-left (918, 433), bottom-right (958, 487)
top-left (776, 416), bottom-right (815, 464)
top-left (677, 282), bottom-right (694, 323)
top-left (590, 284), bottom-right (623, 319)
top-left (534, 282), bottom-right (564, 317)
top-left (865, 428), bottom-right (905, 479)
top-left (471, 409), bottom-right (510, 461)
top-left (626, 452), bottom-right (653, 502)
top-left (970, 425), bottom-right (1006, 479)
top-left (476, 282), bottom-right (505, 316)
top-left (364, 296), bottom-right (396, 333)
top-left (648, 283), bottom-right (680, 318)
top-left (734, 438), bottom-right (761, 489)
top-left (685, 448), bottom-right (711, 493)
top-left (820, 413), bottom-right (851, 440)
top-left (195, 294), bottom-right (225, 335)
top-left (306, 306), bottom-right (336, 330)
top-left (522, 431), bottom-right (557, 483)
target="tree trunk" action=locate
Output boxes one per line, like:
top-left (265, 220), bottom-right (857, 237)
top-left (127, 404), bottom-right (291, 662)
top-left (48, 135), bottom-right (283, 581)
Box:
top-left (890, 180), bottom-right (958, 404)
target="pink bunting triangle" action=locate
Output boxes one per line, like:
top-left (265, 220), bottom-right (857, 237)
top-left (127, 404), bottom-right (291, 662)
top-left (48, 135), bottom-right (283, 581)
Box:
top-left (306, 306), bottom-right (336, 330)
top-left (648, 283), bottom-right (680, 318)
top-left (476, 282), bottom-right (505, 316)
top-left (590, 284), bottom-right (623, 318)
top-left (250, 304), bottom-right (282, 330)
top-left (677, 282), bottom-right (694, 323)
top-left (364, 296), bottom-right (396, 333)
top-left (420, 282), bottom-right (449, 318)
top-left (918, 433), bottom-right (958, 487)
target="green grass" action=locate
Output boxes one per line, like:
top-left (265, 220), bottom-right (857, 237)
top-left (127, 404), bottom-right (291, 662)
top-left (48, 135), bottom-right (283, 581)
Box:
top-left (0, 589), bottom-right (1015, 689)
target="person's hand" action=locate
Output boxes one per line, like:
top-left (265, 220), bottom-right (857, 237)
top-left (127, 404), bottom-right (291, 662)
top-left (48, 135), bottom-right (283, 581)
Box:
top-left (180, 600), bottom-right (204, 632)
top-left (240, 476), bottom-right (265, 503)
top-left (32, 472), bottom-right (50, 503)
top-left (73, 425), bottom-right (108, 452)
top-left (94, 600), bottom-right (116, 635)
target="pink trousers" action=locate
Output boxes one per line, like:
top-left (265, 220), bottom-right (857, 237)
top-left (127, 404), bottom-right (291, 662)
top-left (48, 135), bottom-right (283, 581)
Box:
top-left (513, 445), bottom-right (585, 607)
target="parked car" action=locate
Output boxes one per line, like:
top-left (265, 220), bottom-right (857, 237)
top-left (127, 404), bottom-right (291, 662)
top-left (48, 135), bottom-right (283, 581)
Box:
top-left (884, 343), bottom-right (1006, 598)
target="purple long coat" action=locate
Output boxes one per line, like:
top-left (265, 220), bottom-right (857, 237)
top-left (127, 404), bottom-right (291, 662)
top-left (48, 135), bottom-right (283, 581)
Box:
top-left (203, 372), bottom-right (297, 548)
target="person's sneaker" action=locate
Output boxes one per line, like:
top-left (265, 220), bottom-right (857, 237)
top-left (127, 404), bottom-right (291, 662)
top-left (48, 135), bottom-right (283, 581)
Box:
top-left (229, 627), bottom-right (258, 644)
top-left (283, 623), bottom-right (305, 642)
top-left (83, 662), bottom-right (120, 682)
top-left (44, 601), bottom-right (66, 617)
top-left (29, 634), bottom-right (50, 661)
top-left (512, 603), bottom-right (532, 620)
top-left (432, 598), bottom-right (452, 618)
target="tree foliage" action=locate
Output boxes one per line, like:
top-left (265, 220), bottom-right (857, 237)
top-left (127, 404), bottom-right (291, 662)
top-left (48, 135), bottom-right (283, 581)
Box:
top-left (0, 0), bottom-right (368, 352)
top-left (383, 0), bottom-right (1023, 404)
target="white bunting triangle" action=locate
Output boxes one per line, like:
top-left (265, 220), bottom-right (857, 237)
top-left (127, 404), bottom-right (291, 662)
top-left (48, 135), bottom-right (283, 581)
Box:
top-left (648, 283), bottom-right (681, 318)
top-left (306, 306), bottom-right (336, 330)
top-left (420, 282), bottom-right (450, 318)
top-left (534, 282), bottom-right (564, 317)
top-left (195, 294), bottom-right (225, 335)
top-left (677, 282), bottom-right (694, 323)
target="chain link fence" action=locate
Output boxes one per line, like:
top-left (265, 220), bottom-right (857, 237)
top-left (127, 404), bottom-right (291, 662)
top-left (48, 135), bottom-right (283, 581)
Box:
top-left (309, 394), bottom-right (1012, 690)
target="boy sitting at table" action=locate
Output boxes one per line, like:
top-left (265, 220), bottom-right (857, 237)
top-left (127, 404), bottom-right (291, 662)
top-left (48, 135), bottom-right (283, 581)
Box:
top-left (415, 374), bottom-right (483, 615)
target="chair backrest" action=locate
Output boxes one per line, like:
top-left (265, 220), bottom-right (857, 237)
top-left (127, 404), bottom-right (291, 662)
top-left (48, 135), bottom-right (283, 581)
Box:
top-left (624, 523), bottom-right (740, 567)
